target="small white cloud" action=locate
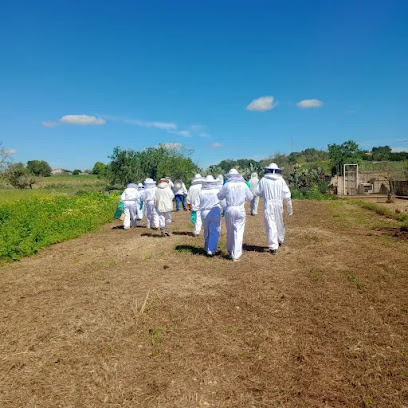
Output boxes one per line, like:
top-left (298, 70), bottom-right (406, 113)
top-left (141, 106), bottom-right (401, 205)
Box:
top-left (60, 114), bottom-right (106, 125)
top-left (42, 121), bottom-right (58, 128)
top-left (123, 119), bottom-right (177, 131)
top-left (210, 142), bottom-right (223, 148)
top-left (160, 143), bottom-right (183, 149)
top-left (296, 99), bottom-right (323, 109)
top-left (190, 124), bottom-right (205, 131)
top-left (199, 132), bottom-right (211, 138)
top-left (246, 96), bottom-right (277, 112)
top-left (4, 148), bottom-right (16, 154)
top-left (168, 130), bottom-right (191, 137)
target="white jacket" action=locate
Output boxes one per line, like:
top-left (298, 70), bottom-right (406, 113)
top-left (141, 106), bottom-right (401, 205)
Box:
top-left (121, 185), bottom-right (141, 203)
top-left (187, 184), bottom-right (202, 211)
top-left (199, 187), bottom-right (222, 211)
top-left (217, 181), bottom-right (253, 208)
top-left (249, 175), bottom-right (259, 195)
top-left (155, 182), bottom-right (175, 213)
top-left (172, 181), bottom-right (187, 196)
top-left (255, 174), bottom-right (291, 202)
top-left (141, 186), bottom-right (157, 204)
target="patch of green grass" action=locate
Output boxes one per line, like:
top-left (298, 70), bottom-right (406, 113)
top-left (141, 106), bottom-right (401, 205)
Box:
top-left (150, 326), bottom-right (166, 356)
top-left (350, 200), bottom-right (408, 224)
top-left (347, 273), bottom-right (365, 290)
top-left (0, 193), bottom-right (119, 261)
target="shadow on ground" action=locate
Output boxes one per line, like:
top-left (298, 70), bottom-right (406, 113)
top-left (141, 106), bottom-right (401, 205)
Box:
top-left (175, 245), bottom-right (207, 256)
top-left (243, 243), bottom-right (268, 252)
top-left (173, 231), bottom-right (195, 237)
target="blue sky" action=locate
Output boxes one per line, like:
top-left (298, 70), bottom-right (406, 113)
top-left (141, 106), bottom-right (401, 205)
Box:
top-left (1, 0), bottom-right (407, 170)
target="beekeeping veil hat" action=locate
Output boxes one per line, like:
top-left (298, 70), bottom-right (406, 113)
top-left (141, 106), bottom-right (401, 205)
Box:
top-left (191, 174), bottom-right (203, 185)
top-left (264, 163), bottom-right (282, 173)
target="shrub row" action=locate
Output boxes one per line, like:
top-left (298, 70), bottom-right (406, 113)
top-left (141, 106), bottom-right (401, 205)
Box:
top-left (0, 193), bottom-right (119, 261)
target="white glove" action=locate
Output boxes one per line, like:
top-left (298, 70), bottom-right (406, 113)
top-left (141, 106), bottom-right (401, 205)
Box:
top-left (286, 200), bottom-right (293, 216)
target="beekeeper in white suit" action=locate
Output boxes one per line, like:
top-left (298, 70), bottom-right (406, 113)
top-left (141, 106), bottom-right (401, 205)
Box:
top-left (154, 178), bottom-right (175, 237)
top-left (255, 163), bottom-right (293, 255)
top-left (199, 175), bottom-right (223, 256)
top-left (137, 183), bottom-right (144, 220)
top-left (248, 172), bottom-right (259, 215)
top-left (186, 174), bottom-right (203, 236)
top-left (217, 169), bottom-right (253, 261)
top-left (120, 182), bottom-right (141, 229)
top-left (142, 178), bottom-right (158, 229)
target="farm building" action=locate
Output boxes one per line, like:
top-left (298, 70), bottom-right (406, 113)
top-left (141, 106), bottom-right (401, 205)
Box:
top-left (331, 163), bottom-right (407, 196)
top-left (51, 168), bottom-right (72, 175)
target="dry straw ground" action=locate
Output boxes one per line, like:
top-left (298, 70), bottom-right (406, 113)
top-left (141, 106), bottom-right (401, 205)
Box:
top-left (0, 200), bottom-right (407, 407)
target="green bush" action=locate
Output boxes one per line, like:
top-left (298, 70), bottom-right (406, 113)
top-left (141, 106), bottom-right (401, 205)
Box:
top-left (0, 193), bottom-right (119, 261)
top-left (291, 186), bottom-right (338, 201)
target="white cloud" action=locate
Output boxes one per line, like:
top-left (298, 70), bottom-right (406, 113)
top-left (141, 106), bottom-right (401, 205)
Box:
top-left (4, 148), bottom-right (16, 154)
top-left (210, 142), bottom-right (223, 148)
top-left (60, 114), bottom-right (106, 125)
top-left (159, 143), bottom-right (183, 149)
top-left (168, 130), bottom-right (191, 137)
top-left (296, 99), bottom-right (323, 109)
top-left (199, 132), bottom-right (211, 138)
top-left (124, 119), bottom-right (177, 130)
top-left (246, 96), bottom-right (277, 112)
top-left (42, 121), bottom-right (58, 128)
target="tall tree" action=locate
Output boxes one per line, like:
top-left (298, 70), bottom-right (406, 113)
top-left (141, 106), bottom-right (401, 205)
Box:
top-left (328, 140), bottom-right (362, 175)
top-left (27, 160), bottom-right (52, 177)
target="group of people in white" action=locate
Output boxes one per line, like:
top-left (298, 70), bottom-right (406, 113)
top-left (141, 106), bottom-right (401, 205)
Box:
top-left (120, 163), bottom-right (293, 261)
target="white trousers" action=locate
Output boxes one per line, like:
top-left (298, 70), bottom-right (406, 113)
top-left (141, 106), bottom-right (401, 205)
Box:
top-left (201, 207), bottom-right (221, 253)
top-left (194, 209), bottom-right (202, 235)
top-left (158, 211), bottom-right (172, 231)
top-left (123, 202), bottom-right (138, 229)
top-left (263, 201), bottom-right (285, 250)
top-left (250, 196), bottom-right (259, 215)
top-left (145, 201), bottom-right (158, 229)
top-left (225, 206), bottom-right (246, 260)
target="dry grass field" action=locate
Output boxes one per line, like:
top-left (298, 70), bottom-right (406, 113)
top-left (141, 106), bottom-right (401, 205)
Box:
top-left (0, 200), bottom-right (407, 407)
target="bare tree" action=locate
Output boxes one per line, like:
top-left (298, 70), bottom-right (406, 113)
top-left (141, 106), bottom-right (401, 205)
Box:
top-left (0, 142), bottom-right (14, 172)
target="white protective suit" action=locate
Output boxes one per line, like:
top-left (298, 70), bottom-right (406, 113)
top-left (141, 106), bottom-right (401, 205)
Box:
top-left (249, 172), bottom-right (260, 215)
top-left (186, 174), bottom-right (203, 236)
top-left (142, 179), bottom-right (158, 229)
top-left (199, 176), bottom-right (223, 255)
top-left (137, 183), bottom-right (144, 220)
top-left (217, 170), bottom-right (253, 260)
top-left (256, 172), bottom-right (293, 250)
top-left (120, 183), bottom-right (141, 229)
top-left (154, 180), bottom-right (175, 235)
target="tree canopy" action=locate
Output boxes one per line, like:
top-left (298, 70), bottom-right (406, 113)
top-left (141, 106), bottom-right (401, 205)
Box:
top-left (27, 160), bottom-right (52, 177)
top-left (106, 144), bottom-right (199, 187)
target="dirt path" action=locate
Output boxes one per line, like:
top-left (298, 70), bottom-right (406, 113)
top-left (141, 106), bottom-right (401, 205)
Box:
top-left (1, 201), bottom-right (407, 407)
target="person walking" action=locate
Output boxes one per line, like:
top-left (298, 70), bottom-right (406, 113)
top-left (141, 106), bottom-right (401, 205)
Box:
top-left (154, 178), bottom-right (175, 236)
top-left (255, 163), bottom-right (293, 255)
top-left (248, 172), bottom-right (260, 215)
top-left (142, 178), bottom-right (158, 229)
top-left (120, 182), bottom-right (141, 229)
top-left (186, 174), bottom-right (204, 236)
top-left (199, 175), bottom-right (223, 256)
top-left (217, 169), bottom-right (253, 261)
top-left (172, 179), bottom-right (188, 211)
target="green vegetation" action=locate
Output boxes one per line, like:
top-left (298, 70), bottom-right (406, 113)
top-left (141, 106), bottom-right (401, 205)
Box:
top-left (27, 160), bottom-right (52, 177)
top-left (4, 162), bottom-right (36, 189)
top-left (349, 200), bottom-right (408, 225)
top-left (107, 144), bottom-right (199, 187)
top-left (0, 192), bottom-right (119, 260)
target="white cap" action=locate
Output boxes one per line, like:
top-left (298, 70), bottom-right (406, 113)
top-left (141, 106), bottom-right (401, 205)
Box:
top-left (226, 168), bottom-right (239, 177)
top-left (144, 178), bottom-right (156, 185)
top-left (138, 183), bottom-right (143, 188)
top-left (264, 163), bottom-right (281, 170)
